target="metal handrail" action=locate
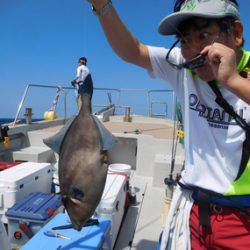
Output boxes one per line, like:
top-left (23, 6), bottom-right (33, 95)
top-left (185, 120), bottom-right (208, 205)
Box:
top-left (12, 84), bottom-right (71, 127)
top-left (150, 101), bottom-right (168, 117)
top-left (12, 84), bottom-right (175, 127)
top-left (12, 84), bottom-right (122, 127)
top-left (147, 89), bottom-right (175, 119)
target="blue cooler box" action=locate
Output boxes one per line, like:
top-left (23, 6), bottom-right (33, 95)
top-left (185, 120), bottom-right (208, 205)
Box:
top-left (21, 213), bottom-right (111, 250)
top-left (6, 192), bottom-right (62, 249)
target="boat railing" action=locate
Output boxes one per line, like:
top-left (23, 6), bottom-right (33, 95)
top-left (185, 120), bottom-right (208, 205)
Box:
top-left (12, 84), bottom-right (176, 126)
top-left (150, 101), bottom-right (168, 117)
top-left (13, 84), bottom-right (68, 127)
top-left (101, 88), bottom-right (176, 119)
top-left (147, 89), bottom-right (176, 119)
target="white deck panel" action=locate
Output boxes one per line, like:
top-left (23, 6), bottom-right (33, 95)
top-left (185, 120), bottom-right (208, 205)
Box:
top-left (131, 185), bottom-right (164, 249)
top-left (115, 174), bottom-right (165, 250)
top-left (114, 174), bottom-right (147, 250)
top-left (13, 146), bottom-right (54, 163)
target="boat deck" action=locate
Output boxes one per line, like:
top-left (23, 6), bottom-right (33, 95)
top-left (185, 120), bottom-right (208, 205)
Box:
top-left (3, 116), bottom-right (181, 250)
top-left (37, 118), bottom-right (175, 249)
top-left (115, 173), bottom-right (165, 250)
top-left (40, 120), bottom-right (175, 140)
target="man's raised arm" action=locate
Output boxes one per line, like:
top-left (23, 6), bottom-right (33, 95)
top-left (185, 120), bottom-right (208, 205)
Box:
top-left (87, 0), bottom-right (152, 71)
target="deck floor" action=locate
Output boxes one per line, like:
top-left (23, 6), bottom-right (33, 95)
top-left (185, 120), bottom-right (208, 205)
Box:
top-left (114, 173), bottom-right (165, 250)
top-left (40, 120), bottom-right (175, 140)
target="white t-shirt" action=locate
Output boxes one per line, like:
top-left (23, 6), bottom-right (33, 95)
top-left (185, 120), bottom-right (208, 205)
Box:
top-left (76, 65), bottom-right (90, 83)
top-left (148, 46), bottom-right (250, 194)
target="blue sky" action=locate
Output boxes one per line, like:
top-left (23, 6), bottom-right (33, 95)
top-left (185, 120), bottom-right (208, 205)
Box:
top-left (0, 0), bottom-right (249, 118)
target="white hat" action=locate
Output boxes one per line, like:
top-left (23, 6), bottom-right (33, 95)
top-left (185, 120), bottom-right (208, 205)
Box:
top-left (158, 0), bottom-right (240, 35)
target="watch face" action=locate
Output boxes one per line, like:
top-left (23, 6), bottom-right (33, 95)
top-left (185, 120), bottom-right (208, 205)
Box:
top-left (91, 5), bottom-right (96, 12)
top-left (91, 0), bottom-right (112, 16)
top-left (240, 67), bottom-right (250, 80)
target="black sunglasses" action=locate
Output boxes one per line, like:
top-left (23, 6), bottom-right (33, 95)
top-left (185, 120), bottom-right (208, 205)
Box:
top-left (165, 40), bottom-right (206, 70)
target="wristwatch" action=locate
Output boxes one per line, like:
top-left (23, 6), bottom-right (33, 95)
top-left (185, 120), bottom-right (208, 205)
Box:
top-left (92, 0), bottom-right (112, 17)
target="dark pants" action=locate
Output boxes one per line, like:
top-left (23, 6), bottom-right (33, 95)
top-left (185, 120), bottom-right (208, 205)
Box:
top-left (77, 74), bottom-right (93, 110)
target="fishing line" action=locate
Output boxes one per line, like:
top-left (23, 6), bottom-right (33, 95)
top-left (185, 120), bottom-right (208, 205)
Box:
top-left (183, 69), bottom-right (190, 162)
top-left (82, 3), bottom-right (87, 55)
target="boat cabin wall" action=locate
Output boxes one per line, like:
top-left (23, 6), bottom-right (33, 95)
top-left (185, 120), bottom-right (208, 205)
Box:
top-left (0, 118), bottom-right (70, 163)
top-left (108, 133), bottom-right (183, 179)
top-left (108, 136), bottom-right (137, 170)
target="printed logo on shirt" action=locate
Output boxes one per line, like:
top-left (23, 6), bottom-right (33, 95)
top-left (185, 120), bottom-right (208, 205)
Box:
top-left (189, 93), bottom-right (248, 129)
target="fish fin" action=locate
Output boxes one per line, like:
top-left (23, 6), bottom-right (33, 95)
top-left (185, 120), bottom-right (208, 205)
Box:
top-left (92, 115), bottom-right (117, 150)
top-left (43, 117), bottom-right (75, 153)
top-left (102, 150), bottom-right (109, 164)
top-left (43, 108), bottom-right (117, 154)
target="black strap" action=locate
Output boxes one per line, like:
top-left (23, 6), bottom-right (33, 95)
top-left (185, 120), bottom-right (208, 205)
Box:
top-left (196, 190), bottom-right (211, 230)
top-left (207, 81), bottom-right (250, 132)
top-left (178, 181), bottom-right (250, 235)
top-left (207, 81), bottom-right (250, 180)
top-left (178, 182), bottom-right (210, 230)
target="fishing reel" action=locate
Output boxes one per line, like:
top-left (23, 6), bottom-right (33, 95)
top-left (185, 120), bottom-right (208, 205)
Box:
top-left (0, 125), bottom-right (9, 149)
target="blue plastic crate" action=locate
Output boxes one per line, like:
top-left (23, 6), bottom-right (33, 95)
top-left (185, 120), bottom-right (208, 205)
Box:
top-left (21, 213), bottom-right (111, 250)
top-left (6, 192), bottom-right (62, 249)
top-left (6, 192), bottom-right (62, 221)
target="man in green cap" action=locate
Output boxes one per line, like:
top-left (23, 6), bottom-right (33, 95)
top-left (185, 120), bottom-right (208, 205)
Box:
top-left (85, 0), bottom-right (250, 248)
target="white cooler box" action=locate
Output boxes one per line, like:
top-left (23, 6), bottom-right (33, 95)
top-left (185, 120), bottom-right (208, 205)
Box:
top-left (96, 173), bottom-right (127, 249)
top-left (0, 162), bottom-right (53, 223)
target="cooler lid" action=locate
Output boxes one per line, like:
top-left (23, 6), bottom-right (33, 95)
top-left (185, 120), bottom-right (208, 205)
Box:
top-left (0, 162), bottom-right (52, 187)
top-left (6, 192), bottom-right (61, 221)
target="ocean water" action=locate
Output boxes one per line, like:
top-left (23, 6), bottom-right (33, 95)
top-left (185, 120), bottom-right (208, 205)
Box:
top-left (0, 118), bottom-right (42, 125)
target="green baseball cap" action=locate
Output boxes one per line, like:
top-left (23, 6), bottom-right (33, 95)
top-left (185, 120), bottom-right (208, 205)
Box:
top-left (158, 0), bottom-right (240, 35)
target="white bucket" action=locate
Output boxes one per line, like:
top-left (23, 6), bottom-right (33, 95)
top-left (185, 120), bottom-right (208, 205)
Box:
top-left (108, 163), bottom-right (132, 179)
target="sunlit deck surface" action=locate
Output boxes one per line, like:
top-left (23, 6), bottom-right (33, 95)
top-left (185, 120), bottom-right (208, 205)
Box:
top-left (40, 117), bottom-right (175, 140)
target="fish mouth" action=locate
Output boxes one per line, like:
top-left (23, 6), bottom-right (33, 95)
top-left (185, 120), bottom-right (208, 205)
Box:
top-left (68, 214), bottom-right (85, 231)
top-left (72, 223), bottom-right (82, 231)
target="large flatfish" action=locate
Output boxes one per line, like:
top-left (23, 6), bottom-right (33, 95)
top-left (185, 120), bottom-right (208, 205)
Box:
top-left (44, 81), bottom-right (117, 230)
